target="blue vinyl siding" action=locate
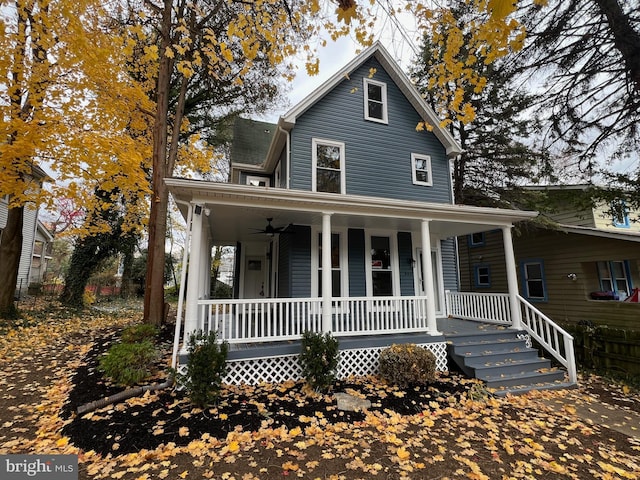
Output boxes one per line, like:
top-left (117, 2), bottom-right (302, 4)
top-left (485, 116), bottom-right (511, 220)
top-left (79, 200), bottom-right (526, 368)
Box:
top-left (441, 238), bottom-right (459, 291)
top-left (289, 58), bottom-right (452, 204)
top-left (348, 229), bottom-right (367, 296)
top-left (289, 225), bottom-right (311, 297)
top-left (397, 232), bottom-right (415, 295)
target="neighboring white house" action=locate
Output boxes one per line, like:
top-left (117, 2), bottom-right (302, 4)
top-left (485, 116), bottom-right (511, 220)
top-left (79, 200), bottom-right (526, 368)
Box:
top-left (0, 164), bottom-right (51, 297)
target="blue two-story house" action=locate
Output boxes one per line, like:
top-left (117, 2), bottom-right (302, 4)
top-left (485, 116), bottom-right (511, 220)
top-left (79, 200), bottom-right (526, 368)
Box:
top-left (167, 43), bottom-right (576, 389)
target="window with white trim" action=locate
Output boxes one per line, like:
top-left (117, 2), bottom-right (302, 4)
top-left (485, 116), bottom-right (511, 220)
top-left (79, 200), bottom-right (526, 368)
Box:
top-left (312, 138), bottom-right (345, 194)
top-left (364, 78), bottom-right (388, 123)
top-left (317, 233), bottom-right (342, 297)
top-left (411, 153), bottom-right (432, 186)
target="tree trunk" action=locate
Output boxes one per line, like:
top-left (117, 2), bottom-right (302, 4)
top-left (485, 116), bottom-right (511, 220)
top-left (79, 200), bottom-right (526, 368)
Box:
top-left (143, 0), bottom-right (173, 326)
top-left (594, 0), bottom-right (640, 92)
top-left (0, 206), bottom-right (24, 319)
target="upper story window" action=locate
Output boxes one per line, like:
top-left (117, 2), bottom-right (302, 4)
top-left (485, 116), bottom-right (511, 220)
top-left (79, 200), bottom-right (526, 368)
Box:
top-left (246, 175), bottom-right (269, 187)
top-left (611, 199), bottom-right (630, 228)
top-left (411, 153), bottom-right (432, 186)
top-left (364, 78), bottom-right (388, 124)
top-left (312, 138), bottom-right (345, 194)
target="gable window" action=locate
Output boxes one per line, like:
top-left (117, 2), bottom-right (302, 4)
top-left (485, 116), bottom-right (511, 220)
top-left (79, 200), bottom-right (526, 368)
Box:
top-left (474, 265), bottom-right (491, 288)
top-left (611, 200), bottom-right (630, 228)
top-left (363, 78), bottom-right (388, 123)
top-left (597, 260), bottom-right (632, 300)
top-left (312, 138), bottom-right (345, 194)
top-left (521, 260), bottom-right (547, 301)
top-left (411, 153), bottom-right (432, 186)
top-left (246, 175), bottom-right (269, 187)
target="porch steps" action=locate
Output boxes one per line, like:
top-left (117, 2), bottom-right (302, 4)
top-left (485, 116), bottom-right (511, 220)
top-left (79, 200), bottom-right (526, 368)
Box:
top-left (445, 329), bottom-right (574, 396)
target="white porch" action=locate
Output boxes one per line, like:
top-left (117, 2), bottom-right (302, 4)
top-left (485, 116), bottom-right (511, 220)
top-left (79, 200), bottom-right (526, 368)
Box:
top-left (166, 181), bottom-right (577, 386)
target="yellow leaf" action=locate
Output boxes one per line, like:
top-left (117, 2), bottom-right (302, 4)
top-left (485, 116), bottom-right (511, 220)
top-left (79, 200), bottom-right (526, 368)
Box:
top-left (179, 471), bottom-right (188, 479)
top-left (56, 437), bottom-right (69, 447)
top-left (179, 426), bottom-right (190, 437)
top-left (228, 441), bottom-right (240, 453)
top-left (396, 446), bottom-right (410, 461)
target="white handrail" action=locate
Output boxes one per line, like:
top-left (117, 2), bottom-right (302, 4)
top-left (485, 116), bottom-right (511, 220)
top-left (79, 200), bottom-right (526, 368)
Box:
top-left (445, 291), bottom-right (577, 384)
top-left (517, 295), bottom-right (578, 384)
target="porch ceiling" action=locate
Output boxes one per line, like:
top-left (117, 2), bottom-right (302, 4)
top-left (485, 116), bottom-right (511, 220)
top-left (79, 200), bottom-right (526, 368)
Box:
top-left (166, 178), bottom-right (538, 245)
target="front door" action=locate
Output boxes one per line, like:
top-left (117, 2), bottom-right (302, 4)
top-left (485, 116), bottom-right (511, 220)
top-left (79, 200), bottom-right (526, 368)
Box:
top-left (416, 248), bottom-right (443, 315)
top-left (244, 256), bottom-right (265, 298)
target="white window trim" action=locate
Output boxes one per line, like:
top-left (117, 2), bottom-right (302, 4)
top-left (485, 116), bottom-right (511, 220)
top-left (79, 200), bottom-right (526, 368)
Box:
top-left (365, 230), bottom-right (400, 297)
top-left (312, 138), bottom-right (346, 194)
top-left (411, 153), bottom-right (433, 187)
top-left (310, 227), bottom-right (349, 297)
top-left (363, 78), bottom-right (388, 124)
top-left (246, 175), bottom-right (270, 187)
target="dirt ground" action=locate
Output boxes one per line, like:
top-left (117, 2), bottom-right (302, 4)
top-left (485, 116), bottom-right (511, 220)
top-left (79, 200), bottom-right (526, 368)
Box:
top-left (1, 300), bottom-right (639, 479)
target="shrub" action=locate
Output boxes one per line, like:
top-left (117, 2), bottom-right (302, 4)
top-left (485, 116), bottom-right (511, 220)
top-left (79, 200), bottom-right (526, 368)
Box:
top-left (121, 323), bottom-right (159, 344)
top-left (379, 344), bottom-right (436, 388)
top-left (299, 331), bottom-right (340, 392)
top-left (180, 330), bottom-right (228, 408)
top-left (99, 340), bottom-right (158, 386)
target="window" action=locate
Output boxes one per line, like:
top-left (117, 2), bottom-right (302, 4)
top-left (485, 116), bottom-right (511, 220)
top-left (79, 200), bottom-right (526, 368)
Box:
top-left (611, 200), bottom-right (630, 228)
top-left (411, 153), bottom-right (432, 186)
top-left (597, 260), bottom-right (632, 299)
top-left (469, 232), bottom-right (485, 247)
top-left (246, 175), bottom-right (269, 187)
top-left (312, 138), bottom-right (345, 194)
top-left (363, 78), bottom-right (388, 123)
top-left (317, 233), bottom-right (342, 297)
top-left (521, 260), bottom-right (547, 301)
top-left (474, 265), bottom-right (491, 288)
top-left (370, 235), bottom-right (393, 296)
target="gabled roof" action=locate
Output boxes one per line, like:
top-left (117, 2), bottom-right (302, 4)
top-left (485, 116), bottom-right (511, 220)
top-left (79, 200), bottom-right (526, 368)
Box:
top-left (264, 42), bottom-right (462, 170)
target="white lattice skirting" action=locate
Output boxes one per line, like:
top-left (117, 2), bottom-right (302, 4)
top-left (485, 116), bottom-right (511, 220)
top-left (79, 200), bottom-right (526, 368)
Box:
top-left (177, 342), bottom-right (448, 386)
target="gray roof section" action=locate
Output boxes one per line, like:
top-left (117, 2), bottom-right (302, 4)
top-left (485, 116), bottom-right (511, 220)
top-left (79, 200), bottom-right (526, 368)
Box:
top-left (230, 117), bottom-right (277, 166)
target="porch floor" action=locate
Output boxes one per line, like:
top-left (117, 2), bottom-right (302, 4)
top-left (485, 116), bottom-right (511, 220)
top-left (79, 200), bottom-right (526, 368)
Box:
top-left (437, 317), bottom-right (512, 335)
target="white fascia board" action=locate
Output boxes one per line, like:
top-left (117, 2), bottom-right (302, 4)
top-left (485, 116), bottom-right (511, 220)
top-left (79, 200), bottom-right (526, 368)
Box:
top-left (165, 178), bottom-right (537, 225)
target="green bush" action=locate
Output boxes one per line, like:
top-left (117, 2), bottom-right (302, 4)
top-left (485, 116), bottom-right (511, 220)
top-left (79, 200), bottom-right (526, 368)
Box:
top-left (299, 331), bottom-right (340, 392)
top-left (99, 340), bottom-right (158, 386)
top-left (180, 330), bottom-right (229, 408)
top-left (379, 344), bottom-right (436, 388)
top-left (121, 323), bottom-right (159, 344)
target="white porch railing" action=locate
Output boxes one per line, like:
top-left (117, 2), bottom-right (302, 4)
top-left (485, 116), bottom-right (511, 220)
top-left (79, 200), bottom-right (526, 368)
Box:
top-left (445, 291), bottom-right (577, 384)
top-left (518, 295), bottom-right (577, 384)
top-left (445, 291), bottom-right (512, 325)
top-left (196, 295), bottom-right (430, 344)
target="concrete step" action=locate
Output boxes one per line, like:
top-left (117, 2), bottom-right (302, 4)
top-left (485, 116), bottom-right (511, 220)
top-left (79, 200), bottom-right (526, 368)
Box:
top-left (472, 357), bottom-right (552, 378)
top-left (460, 348), bottom-right (540, 366)
top-left (449, 338), bottom-right (528, 356)
top-left (491, 381), bottom-right (578, 397)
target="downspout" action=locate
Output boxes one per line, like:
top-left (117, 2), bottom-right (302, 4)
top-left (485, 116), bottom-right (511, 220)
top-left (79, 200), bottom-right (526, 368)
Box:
top-left (278, 126), bottom-right (291, 189)
top-left (76, 200), bottom-right (194, 415)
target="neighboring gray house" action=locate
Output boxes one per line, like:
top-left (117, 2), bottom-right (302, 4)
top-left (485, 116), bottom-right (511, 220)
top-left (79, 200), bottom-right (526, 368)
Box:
top-left (167, 43), bottom-right (575, 389)
top-left (0, 164), bottom-right (50, 297)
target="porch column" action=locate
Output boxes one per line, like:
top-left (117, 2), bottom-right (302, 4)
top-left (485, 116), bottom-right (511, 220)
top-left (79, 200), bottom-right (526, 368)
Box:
top-left (321, 212), bottom-right (333, 333)
top-left (502, 225), bottom-right (522, 330)
top-left (199, 224), bottom-right (210, 299)
top-left (183, 204), bottom-right (204, 347)
top-left (420, 220), bottom-right (440, 335)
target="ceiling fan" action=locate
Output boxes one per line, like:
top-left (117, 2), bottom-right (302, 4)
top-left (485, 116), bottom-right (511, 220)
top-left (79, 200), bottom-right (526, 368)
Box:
top-left (251, 218), bottom-right (294, 236)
